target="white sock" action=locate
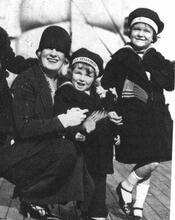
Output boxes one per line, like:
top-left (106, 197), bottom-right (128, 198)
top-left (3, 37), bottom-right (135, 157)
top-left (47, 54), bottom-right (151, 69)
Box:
top-left (121, 171), bottom-right (142, 203)
top-left (91, 218), bottom-right (106, 220)
top-left (133, 178), bottom-right (150, 217)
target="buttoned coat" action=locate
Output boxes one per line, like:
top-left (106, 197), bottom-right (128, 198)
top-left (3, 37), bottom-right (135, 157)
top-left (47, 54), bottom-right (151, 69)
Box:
top-left (101, 46), bottom-right (174, 164)
top-left (2, 63), bottom-right (93, 204)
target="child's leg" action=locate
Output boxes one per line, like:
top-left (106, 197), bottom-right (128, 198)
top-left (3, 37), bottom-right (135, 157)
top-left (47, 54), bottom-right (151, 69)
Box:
top-left (119, 162), bottom-right (159, 202)
top-left (88, 173), bottom-right (108, 219)
top-left (120, 170), bottom-right (142, 203)
top-left (133, 177), bottom-right (150, 217)
top-left (117, 162), bottom-right (159, 216)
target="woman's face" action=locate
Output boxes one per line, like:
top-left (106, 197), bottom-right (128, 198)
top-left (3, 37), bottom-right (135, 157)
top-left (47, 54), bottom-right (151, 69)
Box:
top-left (38, 48), bottom-right (66, 72)
top-left (130, 23), bottom-right (154, 50)
top-left (72, 63), bottom-right (96, 92)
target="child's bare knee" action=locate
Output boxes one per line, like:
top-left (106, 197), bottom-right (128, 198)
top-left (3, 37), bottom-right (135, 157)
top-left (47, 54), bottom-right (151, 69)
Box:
top-left (150, 162), bottom-right (159, 171)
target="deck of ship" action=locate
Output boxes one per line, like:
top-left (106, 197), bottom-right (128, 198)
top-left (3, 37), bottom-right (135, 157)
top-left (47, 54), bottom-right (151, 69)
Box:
top-left (0, 160), bottom-right (172, 220)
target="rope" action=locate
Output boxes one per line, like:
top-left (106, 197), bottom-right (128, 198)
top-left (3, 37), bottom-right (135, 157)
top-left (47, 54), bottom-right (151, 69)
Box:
top-left (101, 0), bottom-right (126, 44)
top-left (72, 0), bottom-right (112, 56)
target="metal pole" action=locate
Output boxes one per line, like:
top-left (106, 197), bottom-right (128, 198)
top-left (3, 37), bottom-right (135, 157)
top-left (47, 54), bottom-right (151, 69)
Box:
top-left (101, 0), bottom-right (126, 44)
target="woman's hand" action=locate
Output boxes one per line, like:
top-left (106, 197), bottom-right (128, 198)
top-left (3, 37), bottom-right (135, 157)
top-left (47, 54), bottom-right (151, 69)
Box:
top-left (82, 118), bottom-right (96, 133)
top-left (75, 132), bottom-right (86, 142)
top-left (58, 108), bottom-right (88, 128)
top-left (108, 111), bottom-right (123, 125)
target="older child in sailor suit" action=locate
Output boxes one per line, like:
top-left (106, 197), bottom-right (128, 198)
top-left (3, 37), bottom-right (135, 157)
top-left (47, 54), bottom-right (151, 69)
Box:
top-left (101, 8), bottom-right (174, 220)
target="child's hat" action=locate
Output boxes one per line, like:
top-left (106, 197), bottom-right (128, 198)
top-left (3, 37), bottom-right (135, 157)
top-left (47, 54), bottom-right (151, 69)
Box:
top-left (128, 8), bottom-right (164, 34)
top-left (71, 48), bottom-right (104, 77)
top-left (36, 25), bottom-right (71, 58)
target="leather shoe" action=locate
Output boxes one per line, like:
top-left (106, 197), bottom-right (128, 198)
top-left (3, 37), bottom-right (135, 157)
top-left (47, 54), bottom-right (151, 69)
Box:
top-left (81, 215), bottom-right (107, 220)
top-left (116, 183), bottom-right (132, 216)
top-left (133, 216), bottom-right (143, 220)
top-left (132, 207), bottom-right (143, 220)
top-left (20, 200), bottom-right (62, 219)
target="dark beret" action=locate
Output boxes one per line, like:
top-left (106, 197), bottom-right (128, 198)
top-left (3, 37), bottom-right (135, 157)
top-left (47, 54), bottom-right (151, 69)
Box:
top-left (71, 48), bottom-right (104, 77)
top-left (128, 8), bottom-right (164, 34)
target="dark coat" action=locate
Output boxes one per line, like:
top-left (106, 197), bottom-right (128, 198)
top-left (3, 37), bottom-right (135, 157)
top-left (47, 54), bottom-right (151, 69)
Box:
top-left (0, 45), bottom-right (37, 147)
top-left (2, 63), bottom-right (93, 204)
top-left (101, 45), bottom-right (174, 164)
top-left (54, 82), bottom-right (115, 175)
top-left (0, 77), bottom-right (12, 147)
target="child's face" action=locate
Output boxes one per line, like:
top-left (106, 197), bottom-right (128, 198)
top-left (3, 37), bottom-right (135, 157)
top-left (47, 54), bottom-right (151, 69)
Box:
top-left (72, 63), bottom-right (96, 92)
top-left (130, 23), bottom-right (154, 50)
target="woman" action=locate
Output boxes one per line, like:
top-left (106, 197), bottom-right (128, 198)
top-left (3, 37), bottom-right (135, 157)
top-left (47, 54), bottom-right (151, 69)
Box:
top-left (101, 8), bottom-right (174, 220)
top-left (54, 48), bottom-right (122, 220)
top-left (2, 26), bottom-right (91, 220)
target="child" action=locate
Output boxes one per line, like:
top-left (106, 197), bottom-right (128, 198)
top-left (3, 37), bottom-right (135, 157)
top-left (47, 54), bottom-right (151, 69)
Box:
top-left (54, 48), bottom-right (122, 220)
top-left (101, 8), bottom-right (174, 220)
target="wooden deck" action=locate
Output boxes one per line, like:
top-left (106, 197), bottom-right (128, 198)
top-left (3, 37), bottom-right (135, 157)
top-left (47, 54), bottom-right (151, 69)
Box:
top-left (0, 160), bottom-right (172, 220)
top-left (106, 161), bottom-right (172, 220)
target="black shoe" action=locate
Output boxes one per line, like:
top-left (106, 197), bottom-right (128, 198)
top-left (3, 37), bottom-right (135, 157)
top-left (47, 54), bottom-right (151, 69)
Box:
top-left (132, 207), bottom-right (143, 220)
top-left (83, 217), bottom-right (106, 220)
top-left (133, 216), bottom-right (143, 220)
top-left (80, 214), bottom-right (102, 220)
top-left (80, 214), bottom-right (93, 220)
top-left (116, 183), bottom-right (132, 216)
top-left (20, 200), bottom-right (62, 220)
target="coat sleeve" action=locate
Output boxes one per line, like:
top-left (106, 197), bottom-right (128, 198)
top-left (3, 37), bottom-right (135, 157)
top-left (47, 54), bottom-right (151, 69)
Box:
top-left (0, 77), bottom-right (12, 133)
top-left (101, 59), bottom-right (119, 89)
top-left (12, 76), bottom-right (65, 139)
top-left (6, 47), bottom-right (38, 74)
top-left (54, 84), bottom-right (80, 115)
top-left (143, 50), bottom-right (174, 91)
top-left (54, 84), bottom-right (87, 141)
top-left (54, 84), bottom-right (92, 112)
top-left (101, 58), bottom-right (127, 97)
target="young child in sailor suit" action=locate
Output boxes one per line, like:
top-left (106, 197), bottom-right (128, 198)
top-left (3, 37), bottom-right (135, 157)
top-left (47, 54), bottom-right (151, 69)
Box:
top-left (54, 48), bottom-right (122, 220)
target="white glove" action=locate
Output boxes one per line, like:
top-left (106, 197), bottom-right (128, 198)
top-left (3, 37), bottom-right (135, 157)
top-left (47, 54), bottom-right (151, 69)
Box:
top-left (58, 108), bottom-right (88, 128)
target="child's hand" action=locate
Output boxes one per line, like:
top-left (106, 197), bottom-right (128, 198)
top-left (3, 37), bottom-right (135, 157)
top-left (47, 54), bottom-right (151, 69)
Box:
top-left (109, 87), bottom-right (118, 99)
top-left (58, 58), bottom-right (70, 77)
top-left (96, 86), bottom-right (108, 98)
top-left (114, 135), bottom-right (120, 146)
top-left (108, 111), bottom-right (123, 125)
top-left (75, 132), bottom-right (86, 142)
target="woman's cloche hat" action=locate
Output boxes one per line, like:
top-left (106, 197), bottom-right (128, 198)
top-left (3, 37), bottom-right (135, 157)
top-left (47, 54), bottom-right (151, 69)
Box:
top-left (36, 25), bottom-right (71, 58)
